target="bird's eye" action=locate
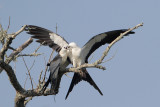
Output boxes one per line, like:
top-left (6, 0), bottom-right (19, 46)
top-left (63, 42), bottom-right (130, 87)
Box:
top-left (67, 46), bottom-right (70, 49)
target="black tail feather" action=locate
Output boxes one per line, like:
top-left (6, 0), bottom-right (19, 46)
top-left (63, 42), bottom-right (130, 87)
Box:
top-left (65, 70), bottom-right (103, 100)
top-left (41, 76), bottom-right (51, 93)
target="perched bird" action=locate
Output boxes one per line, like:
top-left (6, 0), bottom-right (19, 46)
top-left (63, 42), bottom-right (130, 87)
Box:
top-left (25, 25), bottom-right (70, 93)
top-left (65, 29), bottom-right (135, 99)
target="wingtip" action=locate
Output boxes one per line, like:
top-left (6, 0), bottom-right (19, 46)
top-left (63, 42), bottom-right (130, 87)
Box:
top-left (65, 95), bottom-right (68, 100)
top-left (98, 90), bottom-right (103, 96)
top-left (65, 91), bottom-right (70, 100)
top-left (129, 31), bottom-right (135, 34)
top-left (122, 29), bottom-right (135, 34)
top-left (24, 25), bottom-right (35, 31)
top-left (24, 25), bottom-right (29, 31)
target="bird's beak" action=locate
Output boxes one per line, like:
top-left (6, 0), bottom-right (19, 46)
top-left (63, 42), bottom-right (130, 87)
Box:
top-left (66, 46), bottom-right (72, 54)
top-left (67, 46), bottom-right (71, 50)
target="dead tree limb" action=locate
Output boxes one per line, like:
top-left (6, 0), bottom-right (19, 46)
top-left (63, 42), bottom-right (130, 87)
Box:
top-left (0, 37), bottom-right (33, 73)
top-left (0, 25), bottom-right (57, 107)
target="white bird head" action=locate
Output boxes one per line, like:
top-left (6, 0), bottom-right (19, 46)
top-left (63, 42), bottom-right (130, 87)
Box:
top-left (68, 42), bottom-right (78, 48)
top-left (66, 42), bottom-right (79, 53)
top-left (59, 45), bottom-right (69, 56)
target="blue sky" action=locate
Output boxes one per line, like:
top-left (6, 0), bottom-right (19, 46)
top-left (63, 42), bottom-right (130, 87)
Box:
top-left (0, 0), bottom-right (160, 107)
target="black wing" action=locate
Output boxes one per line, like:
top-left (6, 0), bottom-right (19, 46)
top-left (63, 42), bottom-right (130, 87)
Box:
top-left (41, 54), bottom-right (62, 93)
top-left (25, 25), bottom-right (69, 52)
top-left (81, 29), bottom-right (135, 62)
top-left (65, 69), bottom-right (103, 99)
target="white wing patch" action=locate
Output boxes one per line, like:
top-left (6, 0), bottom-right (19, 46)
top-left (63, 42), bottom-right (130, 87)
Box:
top-left (49, 33), bottom-right (68, 48)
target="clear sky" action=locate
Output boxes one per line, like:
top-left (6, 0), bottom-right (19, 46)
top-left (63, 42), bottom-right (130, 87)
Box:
top-left (0, 0), bottom-right (160, 107)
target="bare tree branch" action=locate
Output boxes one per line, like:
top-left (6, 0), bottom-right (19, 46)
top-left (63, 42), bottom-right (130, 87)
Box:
top-left (18, 53), bottom-right (42, 57)
top-left (0, 37), bottom-right (33, 73)
top-left (101, 49), bottom-right (117, 63)
top-left (96, 23), bottom-right (143, 64)
top-left (0, 25), bottom-right (27, 60)
top-left (42, 50), bottom-right (54, 82)
top-left (0, 60), bottom-right (57, 96)
top-left (8, 25), bottom-right (27, 38)
top-left (0, 24), bottom-right (8, 45)
top-left (0, 61), bottom-right (26, 94)
top-left (22, 56), bottom-right (34, 89)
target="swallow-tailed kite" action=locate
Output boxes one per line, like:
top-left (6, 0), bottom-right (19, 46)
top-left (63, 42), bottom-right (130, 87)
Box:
top-left (25, 25), bottom-right (70, 93)
top-left (65, 29), bottom-right (135, 99)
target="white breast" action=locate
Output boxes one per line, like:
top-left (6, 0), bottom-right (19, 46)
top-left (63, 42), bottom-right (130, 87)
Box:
top-left (72, 47), bottom-right (82, 67)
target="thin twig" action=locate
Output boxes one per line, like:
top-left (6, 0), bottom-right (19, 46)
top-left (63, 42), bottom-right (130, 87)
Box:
top-left (0, 37), bottom-right (33, 73)
top-left (13, 60), bottom-right (17, 74)
top-left (42, 50), bottom-right (54, 82)
top-left (18, 53), bottom-right (43, 57)
top-left (8, 46), bottom-right (16, 51)
top-left (56, 23), bottom-right (58, 34)
top-left (33, 42), bottom-right (45, 54)
top-left (88, 54), bottom-right (94, 63)
top-left (22, 56), bottom-right (34, 89)
top-left (64, 73), bottom-right (72, 79)
top-left (0, 25), bottom-right (27, 60)
top-left (24, 75), bottom-right (28, 89)
top-left (101, 49), bottom-right (117, 63)
top-left (32, 79), bottom-right (37, 87)
top-left (8, 25), bottom-right (27, 38)
top-left (29, 60), bottom-right (35, 71)
top-left (38, 70), bottom-right (43, 86)
top-left (6, 16), bottom-right (11, 32)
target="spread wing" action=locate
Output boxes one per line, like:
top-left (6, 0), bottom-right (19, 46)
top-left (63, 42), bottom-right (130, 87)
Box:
top-left (25, 25), bottom-right (69, 52)
top-left (81, 29), bottom-right (135, 62)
